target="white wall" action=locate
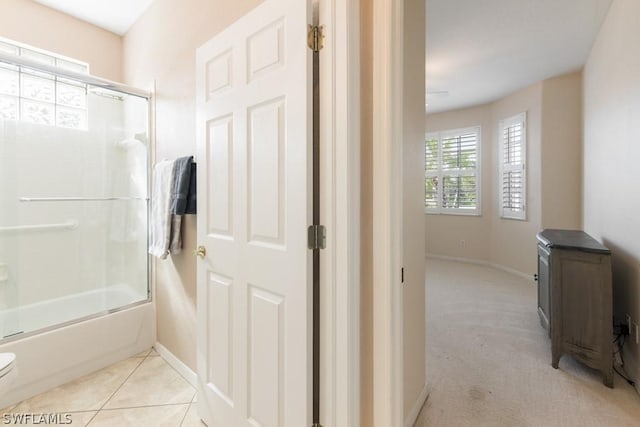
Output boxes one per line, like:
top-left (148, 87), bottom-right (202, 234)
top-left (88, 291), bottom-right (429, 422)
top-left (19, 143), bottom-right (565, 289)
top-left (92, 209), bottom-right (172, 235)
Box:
top-left (541, 73), bottom-right (583, 230)
top-left (583, 0), bottom-right (640, 387)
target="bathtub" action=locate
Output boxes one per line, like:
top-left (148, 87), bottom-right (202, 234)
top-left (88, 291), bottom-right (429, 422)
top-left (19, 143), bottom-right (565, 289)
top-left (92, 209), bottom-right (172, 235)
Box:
top-left (0, 287), bottom-right (155, 409)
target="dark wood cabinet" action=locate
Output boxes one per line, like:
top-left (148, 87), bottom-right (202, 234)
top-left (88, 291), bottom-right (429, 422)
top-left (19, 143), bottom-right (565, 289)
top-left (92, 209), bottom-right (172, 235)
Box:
top-left (536, 229), bottom-right (613, 387)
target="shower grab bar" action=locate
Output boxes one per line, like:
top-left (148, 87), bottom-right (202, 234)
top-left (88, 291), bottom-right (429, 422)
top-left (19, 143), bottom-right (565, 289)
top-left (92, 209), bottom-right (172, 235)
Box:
top-left (19, 197), bottom-right (149, 202)
top-left (0, 220), bottom-right (78, 233)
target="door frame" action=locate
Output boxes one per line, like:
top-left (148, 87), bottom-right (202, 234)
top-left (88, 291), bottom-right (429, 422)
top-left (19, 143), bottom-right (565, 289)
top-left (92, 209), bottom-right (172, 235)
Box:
top-left (320, 0), bottom-right (405, 425)
top-left (372, 0), bottom-right (405, 426)
top-left (319, 0), bottom-right (362, 425)
top-left (191, 0), bottom-right (402, 423)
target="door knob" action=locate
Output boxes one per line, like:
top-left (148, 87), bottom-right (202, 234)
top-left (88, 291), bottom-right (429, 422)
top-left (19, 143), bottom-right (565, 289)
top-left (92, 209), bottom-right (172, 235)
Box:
top-left (194, 245), bottom-right (206, 258)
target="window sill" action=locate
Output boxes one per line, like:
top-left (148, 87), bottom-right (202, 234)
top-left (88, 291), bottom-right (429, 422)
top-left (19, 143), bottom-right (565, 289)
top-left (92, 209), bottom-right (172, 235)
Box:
top-left (425, 210), bottom-right (481, 217)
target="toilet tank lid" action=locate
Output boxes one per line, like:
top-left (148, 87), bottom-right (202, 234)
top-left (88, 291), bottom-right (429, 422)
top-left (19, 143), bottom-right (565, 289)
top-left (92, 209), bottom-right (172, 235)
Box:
top-left (0, 353), bottom-right (16, 371)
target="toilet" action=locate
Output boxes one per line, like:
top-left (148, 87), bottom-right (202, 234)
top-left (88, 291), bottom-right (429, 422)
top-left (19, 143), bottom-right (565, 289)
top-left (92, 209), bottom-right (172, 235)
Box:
top-left (0, 353), bottom-right (17, 396)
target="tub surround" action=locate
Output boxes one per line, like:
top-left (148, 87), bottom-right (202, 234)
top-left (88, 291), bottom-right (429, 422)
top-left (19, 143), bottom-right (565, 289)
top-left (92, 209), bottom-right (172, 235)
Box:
top-left (0, 303), bottom-right (154, 409)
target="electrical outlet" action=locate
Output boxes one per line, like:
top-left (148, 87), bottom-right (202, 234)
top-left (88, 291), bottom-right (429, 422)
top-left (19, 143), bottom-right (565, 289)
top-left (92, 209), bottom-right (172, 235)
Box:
top-left (459, 239), bottom-right (466, 247)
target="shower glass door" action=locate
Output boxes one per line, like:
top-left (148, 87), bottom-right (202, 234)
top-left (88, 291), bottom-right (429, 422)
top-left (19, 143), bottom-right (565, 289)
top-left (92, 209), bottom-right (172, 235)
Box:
top-left (0, 56), bottom-right (150, 340)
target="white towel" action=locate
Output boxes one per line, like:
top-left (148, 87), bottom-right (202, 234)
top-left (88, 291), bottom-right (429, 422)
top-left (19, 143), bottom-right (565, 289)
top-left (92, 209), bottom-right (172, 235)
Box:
top-left (149, 160), bottom-right (175, 259)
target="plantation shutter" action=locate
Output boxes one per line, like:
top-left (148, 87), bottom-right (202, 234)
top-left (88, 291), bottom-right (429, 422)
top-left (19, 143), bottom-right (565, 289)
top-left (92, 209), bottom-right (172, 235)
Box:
top-left (425, 134), bottom-right (439, 210)
top-left (425, 127), bottom-right (480, 214)
top-left (441, 132), bottom-right (478, 212)
top-left (500, 113), bottom-right (526, 219)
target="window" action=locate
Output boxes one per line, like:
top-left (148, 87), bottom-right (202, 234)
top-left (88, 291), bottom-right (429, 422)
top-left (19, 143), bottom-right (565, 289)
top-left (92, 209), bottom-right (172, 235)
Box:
top-left (499, 112), bottom-right (526, 220)
top-left (0, 38), bottom-right (89, 130)
top-left (425, 126), bottom-right (481, 215)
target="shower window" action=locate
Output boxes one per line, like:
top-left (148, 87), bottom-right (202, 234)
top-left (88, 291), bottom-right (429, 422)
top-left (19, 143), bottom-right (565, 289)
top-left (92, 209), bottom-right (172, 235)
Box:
top-left (0, 39), bottom-right (89, 130)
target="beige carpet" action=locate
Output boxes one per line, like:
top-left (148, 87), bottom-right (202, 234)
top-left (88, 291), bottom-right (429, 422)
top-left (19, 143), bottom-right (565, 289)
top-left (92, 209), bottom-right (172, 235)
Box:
top-left (414, 259), bottom-right (640, 427)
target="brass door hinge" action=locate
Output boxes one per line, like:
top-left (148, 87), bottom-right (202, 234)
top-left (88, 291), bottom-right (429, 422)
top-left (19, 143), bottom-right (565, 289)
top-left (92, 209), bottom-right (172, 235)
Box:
top-left (307, 225), bottom-right (326, 250)
top-left (308, 25), bottom-right (324, 52)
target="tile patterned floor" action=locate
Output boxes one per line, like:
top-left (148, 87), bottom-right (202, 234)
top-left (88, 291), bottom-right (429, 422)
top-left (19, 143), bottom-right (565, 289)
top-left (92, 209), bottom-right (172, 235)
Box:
top-left (1, 348), bottom-right (204, 426)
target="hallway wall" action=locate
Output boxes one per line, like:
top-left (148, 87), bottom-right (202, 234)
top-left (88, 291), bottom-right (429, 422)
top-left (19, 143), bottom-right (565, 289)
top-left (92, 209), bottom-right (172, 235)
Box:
top-left (403, 0), bottom-right (427, 423)
top-left (359, 0), bottom-right (374, 424)
top-left (583, 0), bottom-right (640, 390)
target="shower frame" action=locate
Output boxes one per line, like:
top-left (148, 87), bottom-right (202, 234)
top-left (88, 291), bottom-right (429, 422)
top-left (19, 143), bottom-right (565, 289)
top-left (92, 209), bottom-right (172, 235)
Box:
top-left (0, 50), bottom-right (155, 344)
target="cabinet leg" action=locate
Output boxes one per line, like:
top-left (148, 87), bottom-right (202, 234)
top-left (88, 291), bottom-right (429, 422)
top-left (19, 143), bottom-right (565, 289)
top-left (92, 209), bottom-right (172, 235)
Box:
top-left (603, 367), bottom-right (614, 388)
top-left (551, 341), bottom-right (560, 369)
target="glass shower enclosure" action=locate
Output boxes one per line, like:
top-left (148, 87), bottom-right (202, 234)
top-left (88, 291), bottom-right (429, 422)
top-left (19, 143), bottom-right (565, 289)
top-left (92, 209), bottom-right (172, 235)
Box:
top-left (0, 50), bottom-right (151, 341)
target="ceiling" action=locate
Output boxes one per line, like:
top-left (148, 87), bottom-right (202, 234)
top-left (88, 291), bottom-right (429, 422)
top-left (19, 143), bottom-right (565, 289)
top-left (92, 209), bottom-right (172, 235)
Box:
top-left (33, 0), bottom-right (155, 35)
top-left (426, 0), bottom-right (613, 114)
top-left (33, 0), bottom-right (612, 113)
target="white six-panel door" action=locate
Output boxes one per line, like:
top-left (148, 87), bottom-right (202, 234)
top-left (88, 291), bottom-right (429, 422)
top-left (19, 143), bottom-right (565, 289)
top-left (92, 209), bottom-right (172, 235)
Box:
top-left (195, 0), bottom-right (312, 426)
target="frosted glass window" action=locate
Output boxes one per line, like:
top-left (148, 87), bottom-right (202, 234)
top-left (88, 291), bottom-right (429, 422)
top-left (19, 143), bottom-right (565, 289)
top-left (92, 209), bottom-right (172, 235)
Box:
top-left (0, 41), bottom-right (18, 56)
top-left (21, 99), bottom-right (54, 125)
top-left (21, 74), bottom-right (55, 103)
top-left (0, 38), bottom-right (89, 130)
top-left (57, 83), bottom-right (86, 108)
top-left (56, 107), bottom-right (86, 129)
top-left (56, 59), bottom-right (88, 73)
top-left (0, 95), bottom-right (18, 120)
top-left (0, 66), bottom-right (19, 96)
top-left (21, 49), bottom-right (56, 66)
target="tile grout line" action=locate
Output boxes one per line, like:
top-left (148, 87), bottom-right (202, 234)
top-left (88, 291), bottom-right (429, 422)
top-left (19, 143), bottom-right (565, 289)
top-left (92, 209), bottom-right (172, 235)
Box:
top-left (85, 353), bottom-right (149, 426)
top-left (97, 401), bottom-right (192, 411)
top-left (178, 403), bottom-right (191, 427)
top-left (179, 385), bottom-right (198, 426)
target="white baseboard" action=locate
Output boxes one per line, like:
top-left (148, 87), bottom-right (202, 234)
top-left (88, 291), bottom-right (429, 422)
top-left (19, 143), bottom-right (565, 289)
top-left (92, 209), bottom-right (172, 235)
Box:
top-left (488, 262), bottom-right (535, 283)
top-left (404, 383), bottom-right (429, 427)
top-left (154, 342), bottom-right (197, 389)
top-left (426, 253), bottom-right (535, 283)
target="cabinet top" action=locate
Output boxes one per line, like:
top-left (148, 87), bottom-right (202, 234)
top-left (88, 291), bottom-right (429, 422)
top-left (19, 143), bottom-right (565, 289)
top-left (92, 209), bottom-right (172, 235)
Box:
top-left (537, 229), bottom-right (611, 254)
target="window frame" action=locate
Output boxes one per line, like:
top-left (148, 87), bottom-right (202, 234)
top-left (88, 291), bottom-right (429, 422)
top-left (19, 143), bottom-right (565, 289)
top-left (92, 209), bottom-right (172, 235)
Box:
top-left (498, 112), bottom-right (527, 220)
top-left (425, 125), bottom-right (482, 216)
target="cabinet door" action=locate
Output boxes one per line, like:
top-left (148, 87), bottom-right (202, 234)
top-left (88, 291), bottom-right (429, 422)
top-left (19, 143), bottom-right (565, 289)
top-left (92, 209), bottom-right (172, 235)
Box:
top-left (537, 244), bottom-right (551, 333)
